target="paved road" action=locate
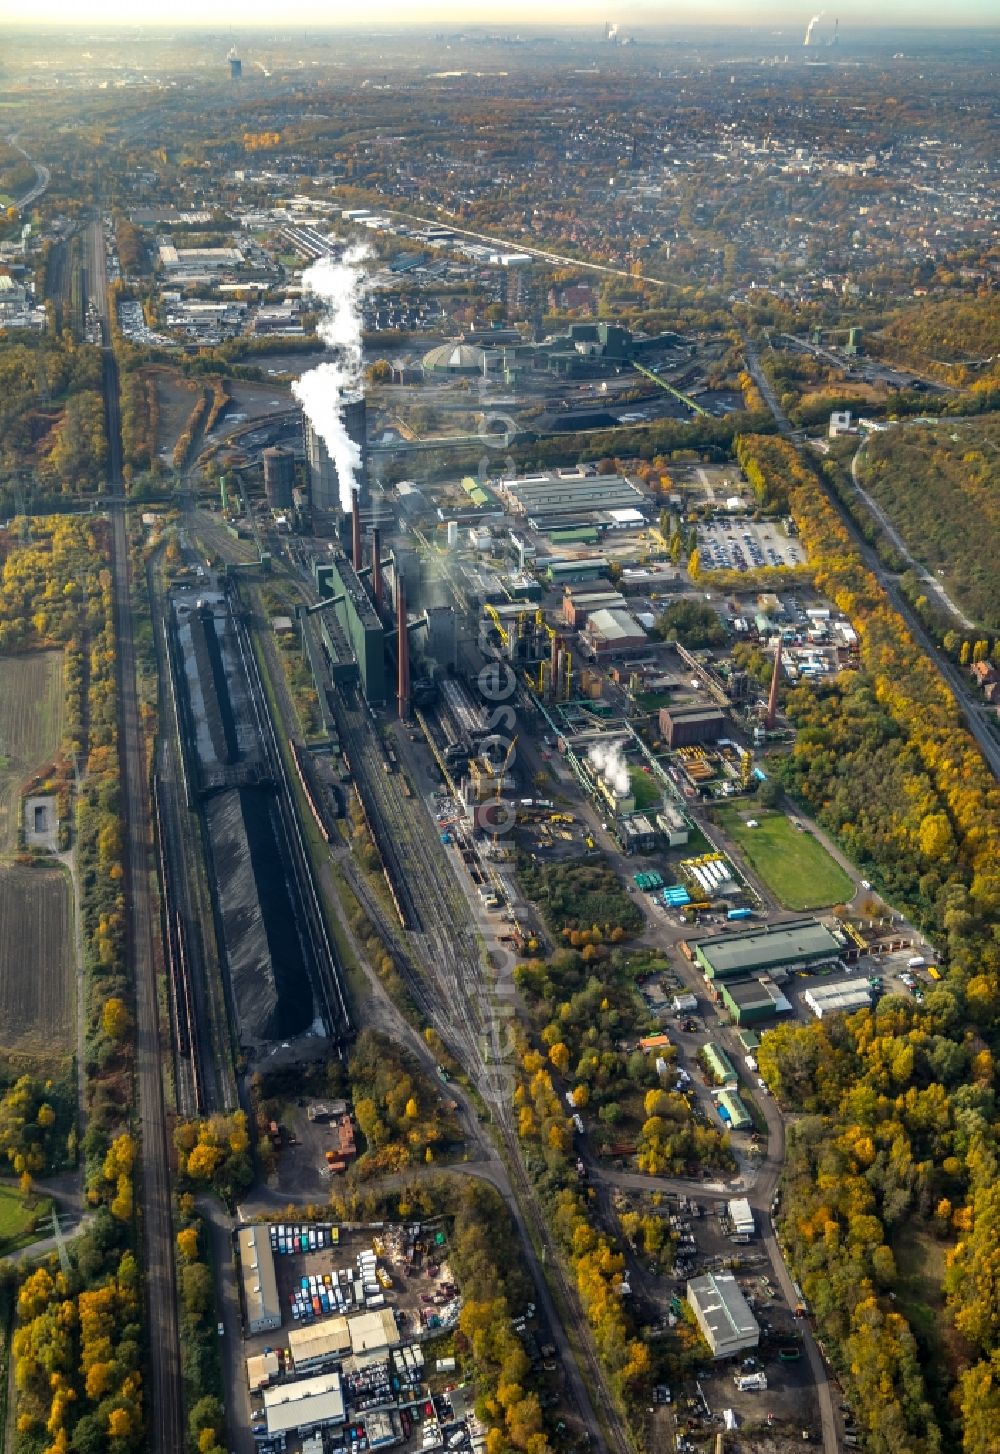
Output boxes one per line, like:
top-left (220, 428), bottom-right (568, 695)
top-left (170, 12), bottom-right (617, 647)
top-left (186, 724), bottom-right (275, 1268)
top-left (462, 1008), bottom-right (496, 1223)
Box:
top-left (201, 1201), bottom-right (252, 1454)
top-left (741, 338), bottom-right (796, 438)
top-left (87, 216), bottom-right (186, 1454)
top-left (7, 1213), bottom-right (96, 1266)
top-left (6, 135), bottom-right (50, 211)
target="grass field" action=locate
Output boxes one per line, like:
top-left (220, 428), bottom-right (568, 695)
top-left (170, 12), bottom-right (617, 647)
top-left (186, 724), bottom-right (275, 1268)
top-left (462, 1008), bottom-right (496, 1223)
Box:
top-left (629, 766), bottom-right (663, 811)
top-left (714, 806), bottom-right (853, 910)
top-left (0, 652), bottom-right (64, 856)
top-left (0, 864), bottom-right (74, 1062)
top-left (0, 1183), bottom-right (51, 1253)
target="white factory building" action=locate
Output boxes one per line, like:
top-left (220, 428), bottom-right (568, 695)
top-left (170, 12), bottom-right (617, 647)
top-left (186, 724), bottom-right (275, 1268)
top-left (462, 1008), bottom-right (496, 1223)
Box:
top-left (239, 1224), bottom-right (281, 1335)
top-left (263, 1370), bottom-right (346, 1439)
top-left (803, 980), bottom-right (872, 1019)
top-left (687, 1272), bottom-right (760, 1359)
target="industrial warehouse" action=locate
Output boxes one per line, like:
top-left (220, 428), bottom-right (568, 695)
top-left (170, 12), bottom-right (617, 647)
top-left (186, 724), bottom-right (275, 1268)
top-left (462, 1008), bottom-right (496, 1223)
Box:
top-left (687, 1272), bottom-right (761, 1359)
top-left (693, 921), bottom-right (846, 980)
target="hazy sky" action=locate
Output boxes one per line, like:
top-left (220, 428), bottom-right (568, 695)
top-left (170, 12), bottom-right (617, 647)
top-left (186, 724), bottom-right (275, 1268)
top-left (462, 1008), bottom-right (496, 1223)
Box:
top-left (0, 1), bottom-right (997, 27)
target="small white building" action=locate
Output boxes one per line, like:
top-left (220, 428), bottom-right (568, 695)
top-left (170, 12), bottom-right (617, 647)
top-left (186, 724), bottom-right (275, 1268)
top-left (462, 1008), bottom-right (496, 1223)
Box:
top-left (728, 1198), bottom-right (755, 1237)
top-left (828, 409), bottom-right (856, 439)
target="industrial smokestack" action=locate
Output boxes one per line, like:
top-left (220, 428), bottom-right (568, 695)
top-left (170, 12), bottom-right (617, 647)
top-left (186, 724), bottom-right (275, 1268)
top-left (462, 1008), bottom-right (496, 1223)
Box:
top-left (766, 637), bottom-right (783, 730)
top-left (396, 574), bottom-right (410, 721)
top-left (372, 527), bottom-right (384, 617)
top-left (351, 489), bottom-right (362, 571)
top-left (549, 633), bottom-right (560, 702)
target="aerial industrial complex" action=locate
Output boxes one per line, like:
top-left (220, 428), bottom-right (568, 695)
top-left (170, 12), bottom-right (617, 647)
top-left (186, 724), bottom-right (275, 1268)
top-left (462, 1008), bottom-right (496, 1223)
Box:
top-left (2, 26), bottom-right (988, 1454)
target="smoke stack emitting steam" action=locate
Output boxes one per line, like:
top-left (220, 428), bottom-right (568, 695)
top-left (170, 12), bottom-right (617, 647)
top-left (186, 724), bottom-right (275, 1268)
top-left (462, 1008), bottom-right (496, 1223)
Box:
top-left (292, 245), bottom-right (369, 514)
top-left (588, 739), bottom-right (630, 797)
top-left (803, 11), bottom-right (824, 44)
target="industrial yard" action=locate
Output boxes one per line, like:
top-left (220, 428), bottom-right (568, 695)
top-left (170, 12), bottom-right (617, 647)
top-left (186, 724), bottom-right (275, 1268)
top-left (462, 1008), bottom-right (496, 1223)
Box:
top-left (166, 424), bottom-right (931, 1454)
top-left (231, 1215), bottom-right (494, 1454)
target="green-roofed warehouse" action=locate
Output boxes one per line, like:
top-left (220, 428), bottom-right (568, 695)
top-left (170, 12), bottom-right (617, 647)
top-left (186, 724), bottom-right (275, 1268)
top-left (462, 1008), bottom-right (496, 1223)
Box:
top-left (548, 526), bottom-right (599, 545)
top-left (715, 1090), bottom-right (752, 1131)
top-left (693, 919), bottom-right (843, 981)
top-left (545, 557), bottom-right (607, 585)
top-left (703, 1042), bottom-right (738, 1086)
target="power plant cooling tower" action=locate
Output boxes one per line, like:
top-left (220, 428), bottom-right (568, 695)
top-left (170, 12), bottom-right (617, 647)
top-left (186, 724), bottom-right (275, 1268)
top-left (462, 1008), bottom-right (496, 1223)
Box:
top-left (303, 392), bottom-right (367, 518)
top-left (263, 446), bottom-right (295, 509)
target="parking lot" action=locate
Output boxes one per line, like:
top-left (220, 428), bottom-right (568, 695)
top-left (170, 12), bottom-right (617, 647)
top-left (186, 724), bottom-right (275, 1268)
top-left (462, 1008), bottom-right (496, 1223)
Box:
top-left (698, 518), bottom-right (807, 572)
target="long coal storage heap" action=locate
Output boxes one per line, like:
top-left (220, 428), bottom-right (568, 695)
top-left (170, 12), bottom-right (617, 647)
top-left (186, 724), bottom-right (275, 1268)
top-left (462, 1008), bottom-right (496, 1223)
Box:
top-left (168, 583), bottom-right (351, 1054)
top-left (228, 581), bottom-right (352, 1047)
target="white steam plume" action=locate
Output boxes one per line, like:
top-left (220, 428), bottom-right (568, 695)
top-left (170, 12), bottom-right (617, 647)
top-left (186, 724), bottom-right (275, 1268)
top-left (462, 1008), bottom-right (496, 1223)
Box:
top-left (803, 12), bottom-right (823, 44)
top-left (588, 739), bottom-right (631, 797)
top-left (292, 244), bottom-right (369, 513)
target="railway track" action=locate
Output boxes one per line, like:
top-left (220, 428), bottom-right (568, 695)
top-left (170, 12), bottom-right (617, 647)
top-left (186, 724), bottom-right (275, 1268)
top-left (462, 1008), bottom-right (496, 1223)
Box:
top-left (151, 772), bottom-right (205, 1116)
top-left (86, 212), bottom-right (186, 1454)
top-left (325, 679), bottom-right (489, 1081)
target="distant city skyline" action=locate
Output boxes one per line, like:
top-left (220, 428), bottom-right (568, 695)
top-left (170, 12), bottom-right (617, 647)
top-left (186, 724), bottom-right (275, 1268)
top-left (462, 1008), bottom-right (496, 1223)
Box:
top-left (1, 2), bottom-right (998, 29)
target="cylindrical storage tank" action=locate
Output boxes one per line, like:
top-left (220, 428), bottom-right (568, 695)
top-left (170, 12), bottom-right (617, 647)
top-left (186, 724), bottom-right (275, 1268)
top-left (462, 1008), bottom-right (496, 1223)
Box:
top-left (263, 446), bottom-right (295, 509)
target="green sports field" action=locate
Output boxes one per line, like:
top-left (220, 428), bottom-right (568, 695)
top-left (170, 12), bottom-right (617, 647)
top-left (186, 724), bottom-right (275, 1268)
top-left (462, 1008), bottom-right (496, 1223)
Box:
top-left (714, 806), bottom-right (853, 911)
